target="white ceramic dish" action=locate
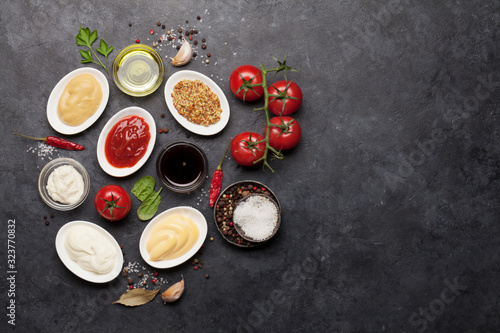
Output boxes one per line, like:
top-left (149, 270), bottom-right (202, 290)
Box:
top-left (47, 68), bottom-right (109, 135)
top-left (55, 221), bottom-right (123, 283)
top-left (139, 206), bottom-right (208, 269)
top-left (96, 106), bottom-right (156, 177)
top-left (164, 70), bottom-right (230, 136)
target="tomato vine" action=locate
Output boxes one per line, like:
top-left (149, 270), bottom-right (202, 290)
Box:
top-left (254, 55), bottom-right (299, 172)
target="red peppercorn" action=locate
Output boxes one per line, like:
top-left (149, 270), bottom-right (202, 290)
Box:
top-left (150, 29), bottom-right (154, 35)
top-left (261, 187), bottom-right (266, 191)
top-left (229, 222), bottom-right (233, 226)
top-left (135, 39), bottom-right (140, 43)
top-left (253, 187), bottom-right (257, 190)
top-left (194, 266), bottom-right (198, 270)
top-left (154, 271), bottom-right (159, 276)
top-left (129, 285), bottom-right (134, 290)
top-left (152, 278), bottom-right (157, 284)
top-left (189, 35), bottom-right (193, 41)
top-left (159, 128), bottom-right (163, 133)
top-left (238, 240), bottom-right (241, 245)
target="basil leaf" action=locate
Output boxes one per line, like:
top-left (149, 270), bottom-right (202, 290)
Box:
top-left (131, 176), bottom-right (155, 201)
top-left (137, 188), bottom-right (162, 221)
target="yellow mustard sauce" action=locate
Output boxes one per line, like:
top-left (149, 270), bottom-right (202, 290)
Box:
top-left (58, 73), bottom-right (103, 126)
top-left (146, 214), bottom-right (199, 261)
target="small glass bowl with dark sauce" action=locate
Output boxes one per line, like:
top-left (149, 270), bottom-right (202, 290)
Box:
top-left (156, 141), bottom-right (208, 193)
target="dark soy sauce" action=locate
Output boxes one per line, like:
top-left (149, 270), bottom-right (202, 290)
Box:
top-left (159, 144), bottom-right (204, 187)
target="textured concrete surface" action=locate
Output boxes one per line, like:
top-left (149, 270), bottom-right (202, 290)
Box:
top-left (1, 0), bottom-right (500, 332)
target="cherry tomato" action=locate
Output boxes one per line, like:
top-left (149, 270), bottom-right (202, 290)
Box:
top-left (266, 116), bottom-right (301, 151)
top-left (267, 80), bottom-right (303, 115)
top-left (229, 65), bottom-right (264, 102)
top-left (230, 132), bottom-right (266, 166)
top-left (94, 185), bottom-right (131, 222)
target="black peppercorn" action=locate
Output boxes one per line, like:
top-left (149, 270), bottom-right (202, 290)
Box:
top-left (197, 16), bottom-right (201, 20)
top-left (201, 44), bottom-right (206, 50)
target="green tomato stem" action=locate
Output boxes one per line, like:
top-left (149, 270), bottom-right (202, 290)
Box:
top-left (253, 63), bottom-right (286, 172)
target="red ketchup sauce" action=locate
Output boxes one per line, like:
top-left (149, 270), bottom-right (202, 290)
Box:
top-left (105, 115), bottom-right (151, 168)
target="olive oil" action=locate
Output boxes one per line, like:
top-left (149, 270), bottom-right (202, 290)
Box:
top-left (113, 45), bottom-right (164, 97)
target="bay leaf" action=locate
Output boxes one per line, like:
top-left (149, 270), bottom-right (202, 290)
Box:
top-left (112, 288), bottom-right (160, 307)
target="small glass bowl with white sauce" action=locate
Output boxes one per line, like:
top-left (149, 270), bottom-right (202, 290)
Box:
top-left (38, 158), bottom-right (90, 211)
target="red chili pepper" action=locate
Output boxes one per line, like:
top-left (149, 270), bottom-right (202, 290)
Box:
top-left (209, 138), bottom-right (232, 207)
top-left (14, 133), bottom-right (85, 151)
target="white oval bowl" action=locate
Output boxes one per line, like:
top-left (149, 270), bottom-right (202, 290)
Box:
top-left (47, 68), bottom-right (110, 135)
top-left (55, 221), bottom-right (123, 283)
top-left (139, 206), bottom-right (208, 269)
top-left (164, 70), bottom-right (230, 136)
top-left (96, 106), bottom-right (156, 177)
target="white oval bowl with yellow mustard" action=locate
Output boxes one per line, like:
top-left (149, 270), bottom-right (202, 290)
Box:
top-left (139, 206), bottom-right (207, 269)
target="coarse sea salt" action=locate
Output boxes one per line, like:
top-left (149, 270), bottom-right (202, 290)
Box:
top-left (233, 195), bottom-right (279, 241)
top-left (27, 142), bottom-right (58, 161)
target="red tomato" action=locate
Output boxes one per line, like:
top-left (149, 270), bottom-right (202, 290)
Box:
top-left (266, 116), bottom-right (301, 151)
top-left (267, 80), bottom-right (303, 115)
top-left (94, 185), bottom-right (131, 222)
top-left (231, 132), bottom-right (266, 166)
top-left (229, 65), bottom-right (264, 102)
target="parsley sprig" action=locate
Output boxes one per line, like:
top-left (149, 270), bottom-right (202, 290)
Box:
top-left (76, 26), bottom-right (114, 74)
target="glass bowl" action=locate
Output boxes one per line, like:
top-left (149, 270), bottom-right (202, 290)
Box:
top-left (112, 44), bottom-right (164, 97)
top-left (156, 141), bottom-right (208, 193)
top-left (38, 158), bottom-right (90, 211)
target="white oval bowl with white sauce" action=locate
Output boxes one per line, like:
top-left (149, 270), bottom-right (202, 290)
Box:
top-left (55, 221), bottom-right (123, 283)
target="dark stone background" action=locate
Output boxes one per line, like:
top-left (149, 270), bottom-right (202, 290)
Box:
top-left (1, 0), bottom-right (499, 332)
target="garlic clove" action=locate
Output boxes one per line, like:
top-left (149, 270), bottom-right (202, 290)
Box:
top-left (171, 42), bottom-right (193, 66)
top-left (162, 276), bottom-right (185, 303)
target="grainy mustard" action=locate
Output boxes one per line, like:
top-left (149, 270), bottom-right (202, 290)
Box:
top-left (171, 79), bottom-right (222, 126)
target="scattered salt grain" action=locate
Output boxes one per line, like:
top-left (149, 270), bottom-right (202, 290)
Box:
top-left (27, 142), bottom-right (58, 161)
